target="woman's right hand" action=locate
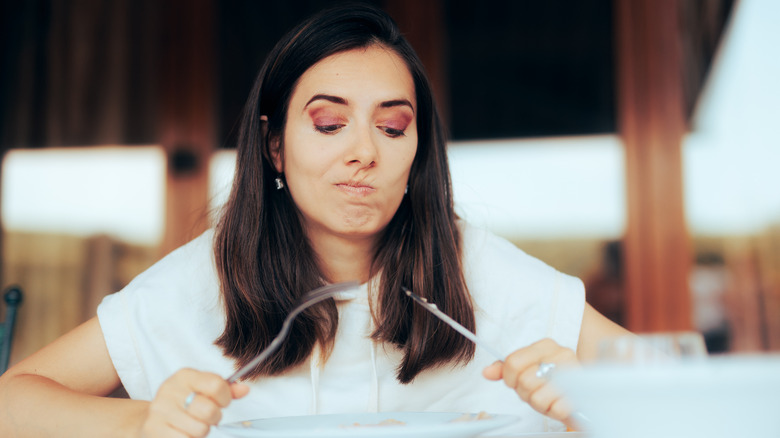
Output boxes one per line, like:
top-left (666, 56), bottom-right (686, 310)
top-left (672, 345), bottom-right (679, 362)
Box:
top-left (140, 368), bottom-right (249, 438)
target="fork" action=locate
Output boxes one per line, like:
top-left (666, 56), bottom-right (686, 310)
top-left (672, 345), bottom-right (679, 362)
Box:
top-left (226, 280), bottom-right (360, 383)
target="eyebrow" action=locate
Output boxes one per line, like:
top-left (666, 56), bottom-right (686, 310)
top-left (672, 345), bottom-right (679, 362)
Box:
top-left (304, 94), bottom-right (347, 109)
top-left (380, 99), bottom-right (415, 113)
top-left (304, 94), bottom-right (415, 114)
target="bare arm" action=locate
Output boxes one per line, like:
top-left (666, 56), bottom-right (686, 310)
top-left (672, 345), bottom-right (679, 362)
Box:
top-left (0, 317), bottom-right (147, 437)
top-left (576, 302), bottom-right (633, 362)
top-left (0, 317), bottom-right (248, 438)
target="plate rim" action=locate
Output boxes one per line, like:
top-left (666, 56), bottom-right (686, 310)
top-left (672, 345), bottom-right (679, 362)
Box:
top-left (218, 411), bottom-right (521, 437)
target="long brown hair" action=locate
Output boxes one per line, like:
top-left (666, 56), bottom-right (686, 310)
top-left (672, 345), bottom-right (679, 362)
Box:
top-left (214, 4), bottom-right (475, 384)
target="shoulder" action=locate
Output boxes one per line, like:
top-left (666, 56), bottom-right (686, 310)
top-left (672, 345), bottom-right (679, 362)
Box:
top-left (99, 229), bottom-right (220, 314)
top-left (460, 221), bottom-right (569, 286)
top-left (130, 230), bottom-right (216, 290)
top-left (136, 229), bottom-right (216, 283)
top-left (459, 221), bottom-right (585, 351)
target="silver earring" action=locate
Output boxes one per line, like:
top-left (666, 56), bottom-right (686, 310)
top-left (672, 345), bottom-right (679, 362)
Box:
top-left (404, 185), bottom-right (408, 194)
top-left (275, 176), bottom-right (284, 190)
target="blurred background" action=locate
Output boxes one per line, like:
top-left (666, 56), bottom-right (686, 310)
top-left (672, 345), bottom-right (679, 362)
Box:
top-left (1, 0), bottom-right (779, 369)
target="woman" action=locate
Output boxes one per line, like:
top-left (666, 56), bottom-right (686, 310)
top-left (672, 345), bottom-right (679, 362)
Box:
top-left (0, 4), bottom-right (629, 437)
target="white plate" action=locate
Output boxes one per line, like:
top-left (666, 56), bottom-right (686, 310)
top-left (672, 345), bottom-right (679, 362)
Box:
top-left (493, 434), bottom-right (587, 437)
top-left (219, 411), bottom-right (521, 438)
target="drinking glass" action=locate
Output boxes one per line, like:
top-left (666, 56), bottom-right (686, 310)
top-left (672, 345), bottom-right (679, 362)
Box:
top-left (596, 331), bottom-right (707, 364)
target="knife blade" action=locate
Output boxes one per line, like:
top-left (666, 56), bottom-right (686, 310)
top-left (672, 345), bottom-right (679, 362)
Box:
top-left (403, 287), bottom-right (506, 361)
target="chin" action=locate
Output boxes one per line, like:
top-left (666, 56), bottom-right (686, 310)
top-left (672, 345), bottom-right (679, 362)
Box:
top-left (335, 224), bottom-right (383, 239)
top-left (333, 217), bottom-right (390, 239)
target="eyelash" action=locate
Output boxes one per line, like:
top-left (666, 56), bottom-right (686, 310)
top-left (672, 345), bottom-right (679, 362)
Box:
top-left (314, 124), bottom-right (406, 138)
top-left (314, 124), bottom-right (344, 134)
top-left (381, 126), bottom-right (406, 138)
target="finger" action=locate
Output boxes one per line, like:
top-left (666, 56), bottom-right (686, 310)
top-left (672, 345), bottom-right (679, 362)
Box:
top-left (187, 373), bottom-right (233, 408)
top-left (564, 410), bottom-right (590, 431)
top-left (513, 364), bottom-right (546, 400)
top-left (183, 392), bottom-right (223, 425)
top-left (549, 397), bottom-right (575, 424)
top-left (145, 399), bottom-right (207, 438)
top-left (507, 340), bottom-right (579, 396)
top-left (144, 392), bottom-right (213, 437)
top-left (157, 424), bottom-right (192, 438)
top-left (502, 340), bottom-right (558, 389)
top-left (166, 407), bottom-right (212, 438)
top-left (527, 380), bottom-right (562, 416)
top-left (230, 382), bottom-right (250, 399)
top-left (482, 361), bottom-right (504, 380)
top-left (141, 416), bottom-right (190, 438)
top-left (539, 347), bottom-right (579, 378)
top-left (525, 347), bottom-right (578, 392)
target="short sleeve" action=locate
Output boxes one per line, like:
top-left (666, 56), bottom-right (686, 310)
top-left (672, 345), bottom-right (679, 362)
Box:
top-left (96, 229), bottom-right (228, 401)
top-left (460, 222), bottom-right (586, 355)
top-left (98, 290), bottom-right (154, 399)
top-left (544, 270), bottom-right (586, 353)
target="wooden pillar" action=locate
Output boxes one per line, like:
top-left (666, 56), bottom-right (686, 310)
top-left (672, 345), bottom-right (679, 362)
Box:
top-left (615, 0), bottom-right (693, 331)
top-left (158, 0), bottom-right (216, 255)
top-left (383, 0), bottom-right (449, 125)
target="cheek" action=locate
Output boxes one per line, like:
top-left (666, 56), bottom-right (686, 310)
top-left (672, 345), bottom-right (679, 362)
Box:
top-left (282, 133), bottom-right (337, 183)
top-left (284, 152), bottom-right (321, 183)
top-left (398, 137), bottom-right (418, 174)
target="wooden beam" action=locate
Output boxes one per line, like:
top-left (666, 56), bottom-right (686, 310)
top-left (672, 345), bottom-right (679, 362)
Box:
top-left (158, 0), bottom-right (216, 255)
top-left (383, 0), bottom-right (449, 125)
top-left (615, 0), bottom-right (693, 331)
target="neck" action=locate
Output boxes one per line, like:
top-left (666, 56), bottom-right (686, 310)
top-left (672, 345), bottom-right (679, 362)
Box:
top-left (307, 230), bottom-right (377, 284)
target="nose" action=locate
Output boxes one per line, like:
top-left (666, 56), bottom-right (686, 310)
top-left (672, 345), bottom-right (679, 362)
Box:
top-left (344, 124), bottom-right (378, 169)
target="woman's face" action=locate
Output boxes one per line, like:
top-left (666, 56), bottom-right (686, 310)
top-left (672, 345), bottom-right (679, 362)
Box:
top-left (274, 45), bottom-right (418, 245)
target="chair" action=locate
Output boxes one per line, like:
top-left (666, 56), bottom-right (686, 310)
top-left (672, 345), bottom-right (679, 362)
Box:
top-left (1, 286), bottom-right (23, 374)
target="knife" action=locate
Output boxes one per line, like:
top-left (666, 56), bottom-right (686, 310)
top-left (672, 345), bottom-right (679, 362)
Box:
top-left (403, 286), bottom-right (592, 429)
top-left (403, 286), bottom-right (506, 361)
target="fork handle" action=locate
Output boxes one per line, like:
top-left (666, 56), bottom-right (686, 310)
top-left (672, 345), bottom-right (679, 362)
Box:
top-left (225, 281), bottom-right (360, 383)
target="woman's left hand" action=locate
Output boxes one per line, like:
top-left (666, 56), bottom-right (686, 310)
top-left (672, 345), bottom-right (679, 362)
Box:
top-left (482, 338), bottom-right (579, 428)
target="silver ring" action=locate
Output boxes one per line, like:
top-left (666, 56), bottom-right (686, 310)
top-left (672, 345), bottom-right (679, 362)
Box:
top-left (183, 391), bottom-right (196, 410)
top-left (536, 361), bottom-right (556, 379)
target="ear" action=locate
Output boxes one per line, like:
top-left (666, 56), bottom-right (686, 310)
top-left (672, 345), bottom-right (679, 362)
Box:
top-left (261, 115), bottom-right (284, 173)
top-left (269, 135), bottom-right (283, 174)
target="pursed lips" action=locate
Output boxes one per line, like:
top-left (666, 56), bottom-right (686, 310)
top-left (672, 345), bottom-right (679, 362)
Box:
top-left (335, 181), bottom-right (376, 196)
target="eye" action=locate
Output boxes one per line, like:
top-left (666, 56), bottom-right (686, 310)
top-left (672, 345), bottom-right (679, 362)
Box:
top-left (315, 124), bottom-right (345, 134)
top-left (379, 126), bottom-right (406, 138)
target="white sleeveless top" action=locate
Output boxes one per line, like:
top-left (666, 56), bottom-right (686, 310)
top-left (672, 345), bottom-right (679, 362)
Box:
top-left (97, 222), bottom-right (585, 435)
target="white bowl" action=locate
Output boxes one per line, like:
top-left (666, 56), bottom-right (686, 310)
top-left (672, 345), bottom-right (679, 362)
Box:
top-left (552, 355), bottom-right (780, 438)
